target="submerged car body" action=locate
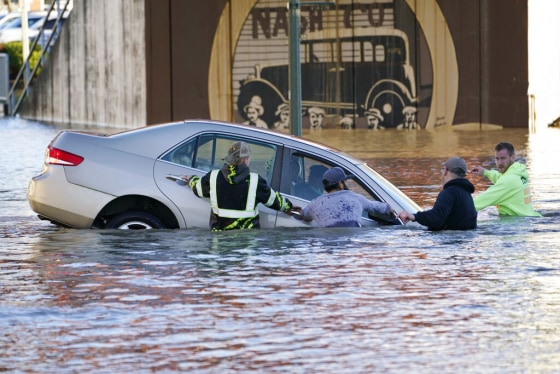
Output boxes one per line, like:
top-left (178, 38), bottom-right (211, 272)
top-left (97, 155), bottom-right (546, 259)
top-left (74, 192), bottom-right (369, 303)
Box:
top-left (28, 120), bottom-right (421, 229)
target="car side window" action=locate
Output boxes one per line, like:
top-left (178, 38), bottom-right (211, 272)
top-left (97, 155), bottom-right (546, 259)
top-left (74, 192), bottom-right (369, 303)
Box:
top-left (162, 135), bottom-right (277, 183)
top-left (345, 178), bottom-right (375, 199)
top-left (289, 154), bottom-right (332, 200)
top-left (344, 177), bottom-right (393, 223)
top-left (288, 153), bottom-right (382, 206)
top-left (161, 139), bottom-right (196, 167)
top-left (196, 135), bottom-right (277, 184)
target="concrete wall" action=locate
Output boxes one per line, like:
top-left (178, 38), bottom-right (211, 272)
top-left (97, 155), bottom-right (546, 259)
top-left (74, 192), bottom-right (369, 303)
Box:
top-left (144, 0), bottom-right (228, 125)
top-left (20, 0), bottom-right (146, 128)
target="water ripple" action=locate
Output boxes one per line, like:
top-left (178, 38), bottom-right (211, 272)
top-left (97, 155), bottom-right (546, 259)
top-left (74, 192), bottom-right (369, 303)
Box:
top-left (2, 119), bottom-right (560, 372)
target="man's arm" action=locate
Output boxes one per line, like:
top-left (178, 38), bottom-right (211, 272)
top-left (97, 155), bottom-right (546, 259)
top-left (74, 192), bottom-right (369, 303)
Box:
top-left (358, 194), bottom-right (392, 216)
top-left (414, 190), bottom-right (454, 229)
top-left (292, 205), bottom-right (313, 222)
top-left (473, 176), bottom-right (513, 211)
top-left (255, 175), bottom-right (295, 213)
top-left (471, 166), bottom-right (501, 184)
top-left (187, 173), bottom-right (211, 198)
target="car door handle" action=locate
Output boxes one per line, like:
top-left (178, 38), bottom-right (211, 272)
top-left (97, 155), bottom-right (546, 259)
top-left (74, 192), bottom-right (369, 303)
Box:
top-left (166, 174), bottom-right (187, 186)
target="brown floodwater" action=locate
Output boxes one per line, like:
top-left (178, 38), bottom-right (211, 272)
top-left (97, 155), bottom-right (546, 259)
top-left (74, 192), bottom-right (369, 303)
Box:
top-left (1, 118), bottom-right (559, 372)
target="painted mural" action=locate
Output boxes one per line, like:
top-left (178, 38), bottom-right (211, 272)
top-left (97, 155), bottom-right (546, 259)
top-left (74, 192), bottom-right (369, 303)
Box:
top-left (230, 0), bottom-right (458, 131)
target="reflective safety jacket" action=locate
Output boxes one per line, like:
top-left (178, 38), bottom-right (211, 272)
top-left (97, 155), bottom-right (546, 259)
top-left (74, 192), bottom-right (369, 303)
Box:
top-left (188, 164), bottom-right (293, 230)
top-left (474, 162), bottom-right (541, 217)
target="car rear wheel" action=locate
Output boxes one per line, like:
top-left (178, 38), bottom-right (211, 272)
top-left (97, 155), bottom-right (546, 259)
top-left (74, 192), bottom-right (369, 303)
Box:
top-left (105, 211), bottom-right (167, 229)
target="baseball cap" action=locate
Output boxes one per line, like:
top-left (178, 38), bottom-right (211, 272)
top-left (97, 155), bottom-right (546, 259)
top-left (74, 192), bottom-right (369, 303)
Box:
top-left (223, 141), bottom-right (251, 164)
top-left (444, 157), bottom-right (467, 177)
top-left (322, 167), bottom-right (351, 187)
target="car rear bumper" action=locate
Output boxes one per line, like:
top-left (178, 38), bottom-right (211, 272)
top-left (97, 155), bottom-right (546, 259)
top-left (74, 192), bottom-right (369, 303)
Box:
top-left (27, 167), bottom-right (114, 228)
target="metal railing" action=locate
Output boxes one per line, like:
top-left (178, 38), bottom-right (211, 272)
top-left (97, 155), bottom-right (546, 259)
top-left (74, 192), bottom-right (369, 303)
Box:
top-left (5, 0), bottom-right (72, 116)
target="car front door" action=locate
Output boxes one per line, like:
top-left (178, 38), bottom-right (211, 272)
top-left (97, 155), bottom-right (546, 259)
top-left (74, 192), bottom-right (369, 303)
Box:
top-left (154, 133), bottom-right (295, 229)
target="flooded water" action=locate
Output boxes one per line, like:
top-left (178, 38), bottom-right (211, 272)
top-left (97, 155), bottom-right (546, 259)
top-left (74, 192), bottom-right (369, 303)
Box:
top-left (1, 117), bottom-right (560, 372)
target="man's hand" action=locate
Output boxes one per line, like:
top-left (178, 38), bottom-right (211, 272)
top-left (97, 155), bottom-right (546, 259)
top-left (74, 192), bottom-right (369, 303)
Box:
top-left (398, 210), bottom-right (415, 223)
top-left (470, 166), bottom-right (486, 177)
top-left (288, 206), bottom-right (303, 219)
top-left (172, 175), bottom-right (192, 187)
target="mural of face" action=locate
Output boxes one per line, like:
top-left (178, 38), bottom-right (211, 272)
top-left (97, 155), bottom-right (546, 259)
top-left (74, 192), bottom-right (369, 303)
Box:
top-left (308, 107), bottom-right (325, 129)
top-left (310, 113), bottom-right (323, 128)
top-left (365, 108), bottom-right (384, 130)
top-left (339, 116), bottom-right (355, 129)
top-left (366, 115), bottom-right (380, 129)
top-left (273, 103), bottom-right (290, 132)
top-left (242, 95), bottom-right (268, 128)
top-left (274, 109), bottom-right (290, 132)
top-left (397, 106), bottom-right (418, 129)
top-left (404, 111), bottom-right (416, 125)
top-left (245, 106), bottom-right (259, 122)
top-left (279, 110), bottom-right (289, 123)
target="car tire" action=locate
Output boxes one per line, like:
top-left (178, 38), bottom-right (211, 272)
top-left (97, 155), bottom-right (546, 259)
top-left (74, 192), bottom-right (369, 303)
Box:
top-left (105, 211), bottom-right (167, 229)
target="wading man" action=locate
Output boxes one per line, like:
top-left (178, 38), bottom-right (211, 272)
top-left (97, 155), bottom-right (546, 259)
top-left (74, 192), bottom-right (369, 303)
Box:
top-left (471, 142), bottom-right (541, 217)
top-left (399, 157), bottom-right (477, 230)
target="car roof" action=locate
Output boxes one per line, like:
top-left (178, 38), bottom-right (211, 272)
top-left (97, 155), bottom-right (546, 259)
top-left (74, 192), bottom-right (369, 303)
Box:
top-left (104, 119), bottom-right (362, 165)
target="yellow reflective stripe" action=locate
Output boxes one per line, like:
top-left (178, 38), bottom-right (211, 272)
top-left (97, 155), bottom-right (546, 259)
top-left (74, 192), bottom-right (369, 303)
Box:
top-left (218, 218), bottom-right (254, 231)
top-left (245, 173), bottom-right (258, 211)
top-left (209, 170), bottom-right (220, 215)
top-left (216, 209), bottom-right (257, 219)
top-left (194, 178), bottom-right (203, 197)
top-left (264, 188), bottom-right (277, 207)
top-left (188, 176), bottom-right (204, 197)
top-left (278, 192), bottom-right (290, 211)
top-left (209, 170), bottom-right (258, 218)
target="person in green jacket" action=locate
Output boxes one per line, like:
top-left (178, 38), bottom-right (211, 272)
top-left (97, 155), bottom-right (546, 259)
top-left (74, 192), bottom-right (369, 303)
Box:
top-left (471, 142), bottom-right (541, 216)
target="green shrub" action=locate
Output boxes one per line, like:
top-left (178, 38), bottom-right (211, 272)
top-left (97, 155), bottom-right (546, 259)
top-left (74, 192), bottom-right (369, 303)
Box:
top-left (0, 41), bottom-right (43, 78)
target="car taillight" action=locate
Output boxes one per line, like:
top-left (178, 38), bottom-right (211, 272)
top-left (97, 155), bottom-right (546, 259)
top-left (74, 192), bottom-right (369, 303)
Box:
top-left (46, 146), bottom-right (84, 166)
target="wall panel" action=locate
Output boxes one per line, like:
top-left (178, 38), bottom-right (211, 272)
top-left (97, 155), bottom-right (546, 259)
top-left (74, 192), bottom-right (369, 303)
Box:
top-left (21, 0), bottom-right (147, 128)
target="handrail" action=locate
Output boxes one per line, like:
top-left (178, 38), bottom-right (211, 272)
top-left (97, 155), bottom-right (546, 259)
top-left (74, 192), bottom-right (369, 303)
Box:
top-left (6, 0), bottom-right (72, 116)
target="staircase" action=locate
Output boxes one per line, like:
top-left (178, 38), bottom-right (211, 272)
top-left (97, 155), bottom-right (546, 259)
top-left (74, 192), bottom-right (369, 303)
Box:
top-left (4, 0), bottom-right (72, 116)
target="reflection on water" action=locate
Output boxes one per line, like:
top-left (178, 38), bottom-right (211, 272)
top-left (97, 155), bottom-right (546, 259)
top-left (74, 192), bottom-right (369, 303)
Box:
top-left (1, 118), bottom-right (560, 372)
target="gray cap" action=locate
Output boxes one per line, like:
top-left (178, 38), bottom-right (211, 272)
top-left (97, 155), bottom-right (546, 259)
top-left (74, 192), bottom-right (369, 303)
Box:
top-left (444, 157), bottom-right (467, 177)
top-left (223, 141), bottom-right (251, 164)
top-left (322, 167), bottom-right (350, 187)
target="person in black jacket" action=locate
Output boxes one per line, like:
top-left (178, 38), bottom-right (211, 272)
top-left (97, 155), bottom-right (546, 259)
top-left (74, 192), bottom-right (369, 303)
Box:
top-left (183, 141), bottom-right (298, 231)
top-left (398, 157), bottom-right (477, 230)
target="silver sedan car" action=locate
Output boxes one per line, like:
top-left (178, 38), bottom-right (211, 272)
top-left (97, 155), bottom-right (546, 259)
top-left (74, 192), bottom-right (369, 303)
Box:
top-left (27, 120), bottom-right (420, 229)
